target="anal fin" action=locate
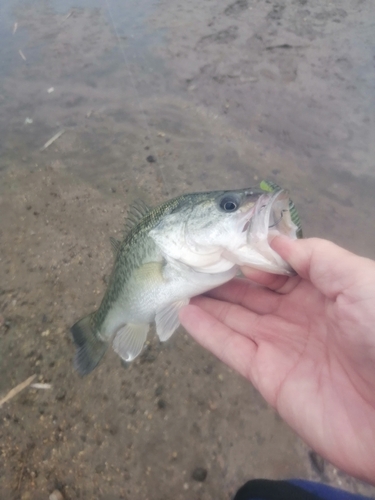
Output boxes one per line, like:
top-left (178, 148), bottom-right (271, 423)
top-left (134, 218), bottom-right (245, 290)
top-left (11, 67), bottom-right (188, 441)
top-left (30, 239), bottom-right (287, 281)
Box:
top-left (155, 299), bottom-right (189, 342)
top-left (112, 323), bottom-right (149, 362)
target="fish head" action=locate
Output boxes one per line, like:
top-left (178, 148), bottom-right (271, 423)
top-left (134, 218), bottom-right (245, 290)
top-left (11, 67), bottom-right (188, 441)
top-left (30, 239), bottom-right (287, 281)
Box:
top-left (150, 188), bottom-right (265, 271)
top-left (150, 188), bottom-right (272, 272)
top-left (186, 188), bottom-right (264, 248)
top-left (150, 184), bottom-right (302, 275)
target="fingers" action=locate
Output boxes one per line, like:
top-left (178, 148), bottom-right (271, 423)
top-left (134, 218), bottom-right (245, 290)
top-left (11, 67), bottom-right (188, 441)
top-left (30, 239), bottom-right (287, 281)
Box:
top-left (205, 278), bottom-right (282, 315)
top-left (240, 267), bottom-right (289, 290)
top-left (239, 267), bottom-right (301, 295)
top-left (189, 295), bottom-right (261, 338)
top-left (179, 304), bottom-right (257, 381)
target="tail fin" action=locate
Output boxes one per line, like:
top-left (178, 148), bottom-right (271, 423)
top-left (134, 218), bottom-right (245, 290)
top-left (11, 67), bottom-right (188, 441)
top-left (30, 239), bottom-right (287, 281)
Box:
top-left (71, 313), bottom-right (108, 375)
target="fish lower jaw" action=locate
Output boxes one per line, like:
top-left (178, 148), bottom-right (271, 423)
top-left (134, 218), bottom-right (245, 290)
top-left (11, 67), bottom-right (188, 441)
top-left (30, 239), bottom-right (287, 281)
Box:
top-left (227, 245), bottom-right (294, 275)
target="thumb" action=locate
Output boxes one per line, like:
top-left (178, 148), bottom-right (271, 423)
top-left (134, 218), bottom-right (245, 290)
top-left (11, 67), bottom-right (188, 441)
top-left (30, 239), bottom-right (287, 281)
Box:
top-left (270, 236), bottom-right (374, 299)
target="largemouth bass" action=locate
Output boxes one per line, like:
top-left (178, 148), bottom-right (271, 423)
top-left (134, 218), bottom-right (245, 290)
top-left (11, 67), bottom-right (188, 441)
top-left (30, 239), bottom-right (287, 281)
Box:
top-left (71, 182), bottom-right (302, 375)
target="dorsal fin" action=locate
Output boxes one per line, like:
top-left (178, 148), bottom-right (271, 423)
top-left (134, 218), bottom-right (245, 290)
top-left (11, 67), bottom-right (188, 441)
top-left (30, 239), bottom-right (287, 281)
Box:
top-left (110, 237), bottom-right (121, 256)
top-left (124, 200), bottom-right (151, 233)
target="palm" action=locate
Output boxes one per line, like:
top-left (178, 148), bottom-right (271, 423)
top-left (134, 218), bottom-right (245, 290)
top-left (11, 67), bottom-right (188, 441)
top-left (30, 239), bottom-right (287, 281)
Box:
top-left (179, 238), bottom-right (375, 483)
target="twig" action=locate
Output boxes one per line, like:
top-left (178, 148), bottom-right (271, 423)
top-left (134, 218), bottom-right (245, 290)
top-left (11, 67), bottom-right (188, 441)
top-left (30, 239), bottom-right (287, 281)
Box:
top-left (40, 129), bottom-right (65, 151)
top-left (13, 22), bottom-right (18, 35)
top-left (63, 11), bottom-right (73, 22)
top-left (30, 383), bottom-right (52, 390)
top-left (17, 463), bottom-right (25, 490)
top-left (0, 375), bottom-right (36, 407)
top-left (265, 44), bottom-right (308, 50)
top-left (18, 49), bottom-right (26, 61)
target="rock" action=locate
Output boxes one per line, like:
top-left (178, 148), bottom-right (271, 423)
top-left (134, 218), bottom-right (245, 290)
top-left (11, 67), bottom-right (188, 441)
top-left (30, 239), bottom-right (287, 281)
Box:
top-left (267, 3), bottom-right (285, 20)
top-left (49, 490), bottom-right (64, 500)
top-left (191, 467), bottom-right (207, 482)
top-left (198, 26), bottom-right (238, 47)
top-left (140, 346), bottom-right (156, 363)
top-left (55, 389), bottom-right (66, 401)
top-left (146, 155), bottom-right (156, 163)
top-left (157, 399), bottom-right (166, 409)
top-left (154, 385), bottom-right (163, 396)
top-left (224, 0), bottom-right (248, 16)
top-left (95, 463), bottom-right (105, 474)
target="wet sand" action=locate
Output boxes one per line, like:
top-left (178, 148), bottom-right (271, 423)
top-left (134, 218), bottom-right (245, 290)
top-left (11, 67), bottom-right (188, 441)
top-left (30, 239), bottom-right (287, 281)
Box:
top-left (0, 0), bottom-right (374, 498)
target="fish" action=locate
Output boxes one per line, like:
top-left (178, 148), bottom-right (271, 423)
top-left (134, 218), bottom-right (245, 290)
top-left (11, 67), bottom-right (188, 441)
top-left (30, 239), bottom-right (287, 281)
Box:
top-left (71, 182), bottom-right (302, 375)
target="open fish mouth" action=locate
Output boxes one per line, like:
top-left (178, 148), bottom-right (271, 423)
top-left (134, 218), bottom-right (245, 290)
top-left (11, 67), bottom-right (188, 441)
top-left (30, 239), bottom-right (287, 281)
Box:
top-left (250, 188), bottom-right (302, 240)
top-left (236, 187), bottom-right (302, 275)
top-left (240, 190), bottom-right (287, 236)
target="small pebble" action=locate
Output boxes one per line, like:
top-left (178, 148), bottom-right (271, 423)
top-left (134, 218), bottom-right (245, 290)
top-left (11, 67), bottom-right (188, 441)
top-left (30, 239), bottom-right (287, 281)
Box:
top-left (95, 463), bottom-right (105, 474)
top-left (157, 399), bottom-right (166, 409)
top-left (154, 385), bottom-right (163, 396)
top-left (55, 389), bottom-right (66, 401)
top-left (49, 490), bottom-right (64, 500)
top-left (192, 467), bottom-right (207, 482)
top-left (146, 155), bottom-right (156, 163)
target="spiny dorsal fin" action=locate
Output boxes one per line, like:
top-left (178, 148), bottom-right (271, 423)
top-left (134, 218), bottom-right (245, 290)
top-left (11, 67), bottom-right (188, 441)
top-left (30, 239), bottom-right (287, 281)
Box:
top-left (110, 237), bottom-right (121, 256)
top-left (124, 200), bottom-right (151, 233)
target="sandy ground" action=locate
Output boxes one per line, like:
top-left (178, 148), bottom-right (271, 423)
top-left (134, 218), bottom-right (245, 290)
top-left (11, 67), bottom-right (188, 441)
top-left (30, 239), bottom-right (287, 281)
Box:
top-left (0, 1), bottom-right (375, 499)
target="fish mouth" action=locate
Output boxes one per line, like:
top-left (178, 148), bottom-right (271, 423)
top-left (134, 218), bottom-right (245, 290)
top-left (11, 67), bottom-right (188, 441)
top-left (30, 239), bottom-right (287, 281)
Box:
top-left (249, 188), bottom-right (299, 239)
top-left (244, 188), bottom-right (300, 275)
top-left (240, 189), bottom-right (290, 234)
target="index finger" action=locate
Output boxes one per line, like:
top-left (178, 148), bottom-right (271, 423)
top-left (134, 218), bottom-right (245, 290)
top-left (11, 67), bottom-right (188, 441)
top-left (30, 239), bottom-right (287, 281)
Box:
top-left (206, 278), bottom-right (282, 315)
top-left (239, 266), bottom-right (297, 293)
top-left (179, 304), bottom-right (257, 382)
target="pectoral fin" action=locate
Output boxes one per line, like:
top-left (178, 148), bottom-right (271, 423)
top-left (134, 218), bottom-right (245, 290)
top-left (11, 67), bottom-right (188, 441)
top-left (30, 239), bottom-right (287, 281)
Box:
top-left (155, 299), bottom-right (189, 342)
top-left (112, 323), bottom-right (149, 362)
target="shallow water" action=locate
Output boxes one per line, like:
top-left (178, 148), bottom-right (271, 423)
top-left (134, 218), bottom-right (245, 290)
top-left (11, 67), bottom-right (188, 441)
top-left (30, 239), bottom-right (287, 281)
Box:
top-left (1, 0), bottom-right (375, 498)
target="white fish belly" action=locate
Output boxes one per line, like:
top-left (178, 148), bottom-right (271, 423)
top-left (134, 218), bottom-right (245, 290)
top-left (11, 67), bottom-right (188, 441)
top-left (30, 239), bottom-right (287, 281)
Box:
top-left (101, 262), bottom-right (238, 339)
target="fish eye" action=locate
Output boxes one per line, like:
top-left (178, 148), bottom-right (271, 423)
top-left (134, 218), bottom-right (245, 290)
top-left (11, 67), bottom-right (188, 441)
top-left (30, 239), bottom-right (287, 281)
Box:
top-left (220, 197), bottom-right (239, 212)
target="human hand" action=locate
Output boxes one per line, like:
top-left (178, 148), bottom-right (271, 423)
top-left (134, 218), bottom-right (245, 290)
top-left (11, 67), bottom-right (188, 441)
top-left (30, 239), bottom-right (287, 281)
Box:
top-left (179, 237), bottom-right (375, 484)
